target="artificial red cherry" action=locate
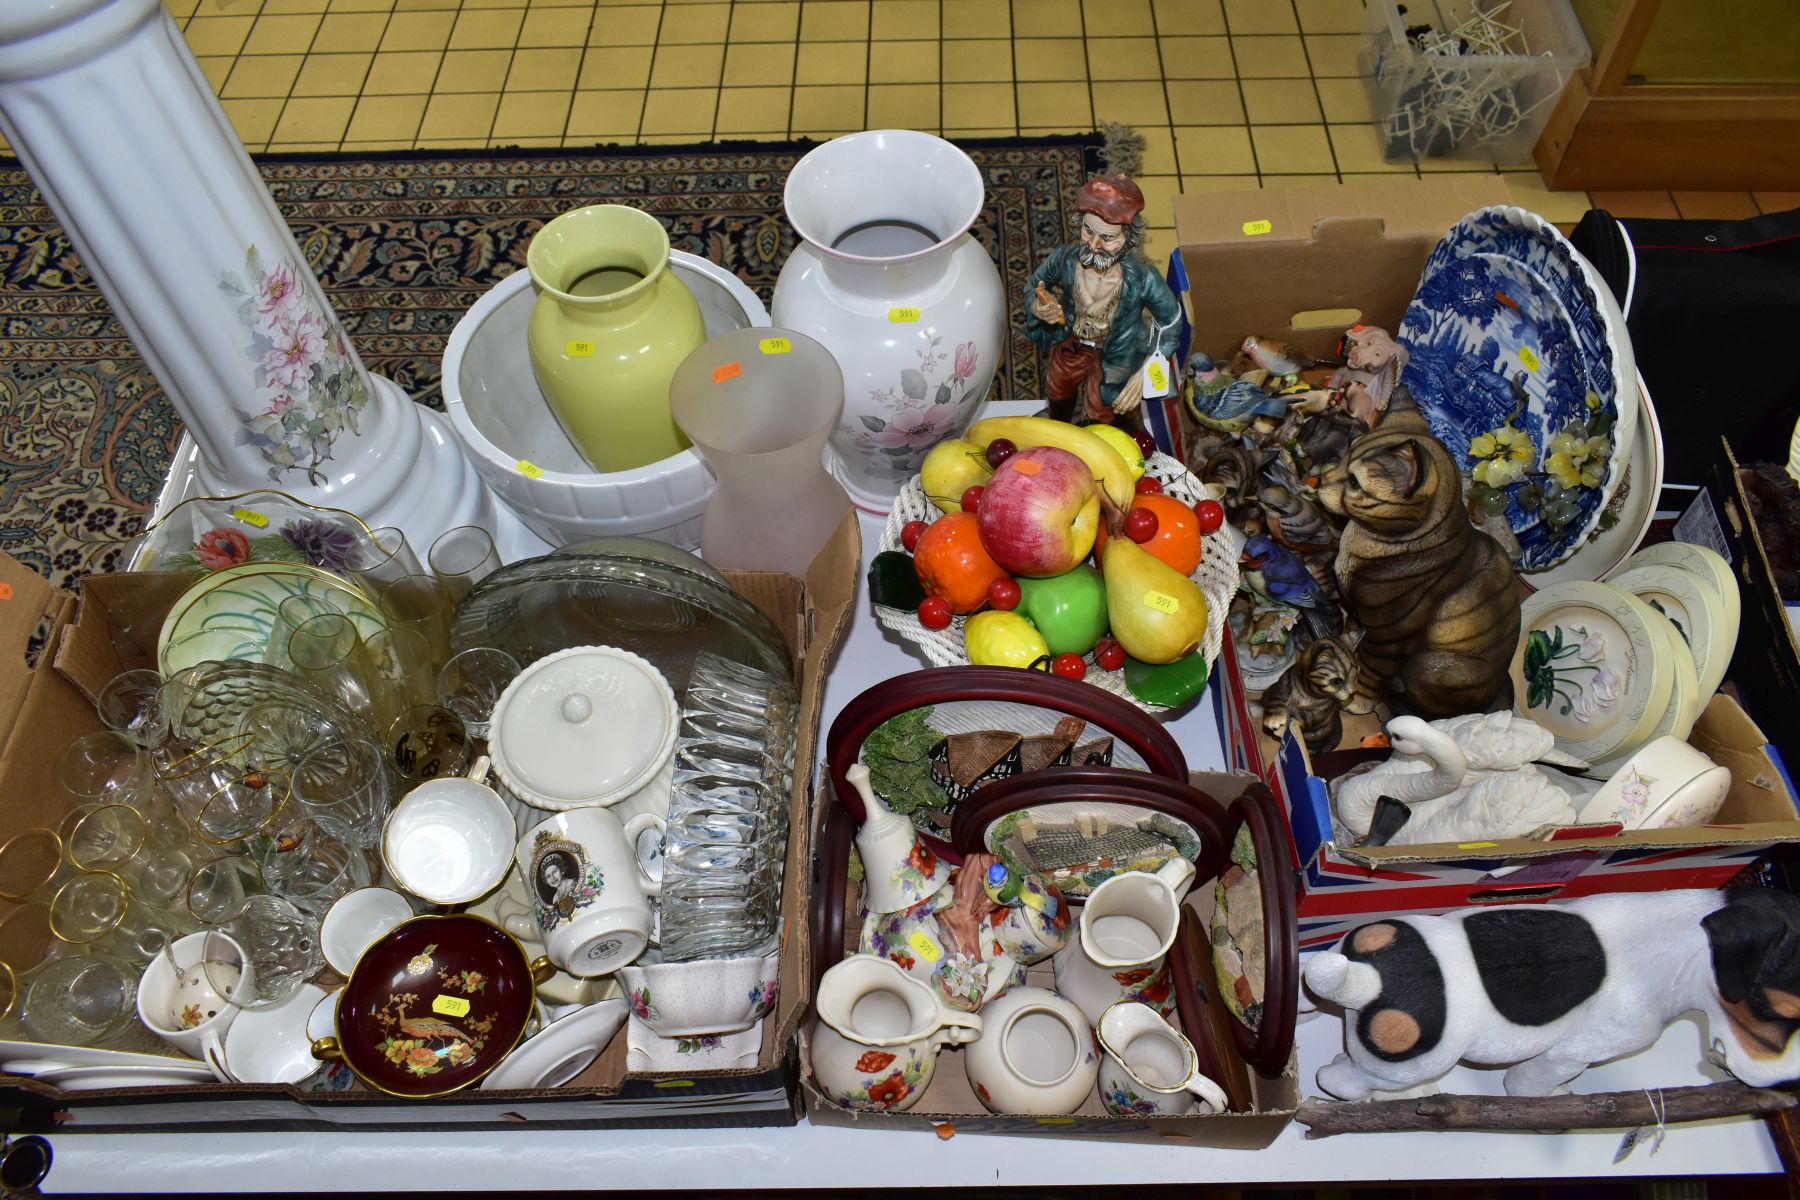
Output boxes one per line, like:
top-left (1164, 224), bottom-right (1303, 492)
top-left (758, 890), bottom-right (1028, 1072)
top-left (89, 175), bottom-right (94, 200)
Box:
top-left (1133, 431), bottom-right (1157, 457)
top-left (984, 438), bottom-right (1017, 469)
top-left (1051, 653), bottom-right (1086, 681)
top-left (1193, 498), bottom-right (1225, 535)
top-left (1125, 507), bottom-right (1159, 543)
top-left (1094, 638), bottom-right (1126, 672)
top-left (988, 577), bottom-right (1021, 611)
top-left (961, 485), bottom-right (985, 513)
top-left (918, 596), bottom-right (953, 630)
top-left (900, 519), bottom-right (927, 552)
top-left (1134, 476), bottom-right (1163, 495)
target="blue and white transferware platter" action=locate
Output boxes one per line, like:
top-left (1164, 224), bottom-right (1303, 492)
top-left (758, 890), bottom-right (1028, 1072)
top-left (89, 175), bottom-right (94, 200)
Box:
top-left (1399, 206), bottom-right (1635, 572)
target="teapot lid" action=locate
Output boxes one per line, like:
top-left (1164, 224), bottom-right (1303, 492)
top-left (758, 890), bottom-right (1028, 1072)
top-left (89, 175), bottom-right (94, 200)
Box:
top-left (488, 646), bottom-right (678, 812)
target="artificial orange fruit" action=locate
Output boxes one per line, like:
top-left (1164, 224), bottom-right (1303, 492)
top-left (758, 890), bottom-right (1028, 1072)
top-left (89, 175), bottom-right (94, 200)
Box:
top-left (1095, 493), bottom-right (1203, 575)
top-left (913, 512), bottom-right (1010, 614)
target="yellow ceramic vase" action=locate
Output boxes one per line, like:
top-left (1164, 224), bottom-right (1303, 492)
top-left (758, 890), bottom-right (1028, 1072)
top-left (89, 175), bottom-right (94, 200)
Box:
top-left (525, 205), bottom-right (705, 473)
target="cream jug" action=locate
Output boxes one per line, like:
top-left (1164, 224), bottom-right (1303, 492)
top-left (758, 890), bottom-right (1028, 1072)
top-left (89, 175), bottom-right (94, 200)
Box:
top-left (1097, 1001), bottom-right (1228, 1116)
top-left (809, 953), bottom-right (981, 1111)
top-left (1051, 857), bottom-right (1195, 1024)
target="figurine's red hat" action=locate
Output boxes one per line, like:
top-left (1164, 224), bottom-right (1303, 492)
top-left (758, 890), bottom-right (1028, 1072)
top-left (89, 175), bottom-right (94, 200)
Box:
top-left (1074, 173), bottom-right (1144, 225)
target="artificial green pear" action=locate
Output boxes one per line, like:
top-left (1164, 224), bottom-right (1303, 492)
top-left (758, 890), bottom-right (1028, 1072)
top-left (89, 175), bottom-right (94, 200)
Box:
top-left (1016, 565), bottom-right (1109, 657)
top-left (1099, 498), bottom-right (1210, 665)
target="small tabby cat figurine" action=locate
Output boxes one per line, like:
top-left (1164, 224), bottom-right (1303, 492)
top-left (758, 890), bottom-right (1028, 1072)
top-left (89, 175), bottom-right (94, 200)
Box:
top-left (1260, 633), bottom-right (1360, 755)
top-left (1315, 404), bottom-right (1519, 719)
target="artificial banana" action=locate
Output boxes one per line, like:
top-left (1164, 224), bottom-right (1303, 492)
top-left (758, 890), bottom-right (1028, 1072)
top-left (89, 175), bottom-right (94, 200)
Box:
top-left (963, 416), bottom-right (1135, 510)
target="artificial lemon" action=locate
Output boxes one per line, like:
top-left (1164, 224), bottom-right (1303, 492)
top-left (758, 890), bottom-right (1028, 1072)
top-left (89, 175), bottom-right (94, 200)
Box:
top-left (964, 611), bottom-right (1050, 669)
top-left (1087, 424), bottom-right (1146, 481)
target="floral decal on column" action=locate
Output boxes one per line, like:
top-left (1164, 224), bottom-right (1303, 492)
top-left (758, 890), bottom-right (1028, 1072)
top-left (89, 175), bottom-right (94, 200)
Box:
top-left (223, 246), bottom-right (370, 485)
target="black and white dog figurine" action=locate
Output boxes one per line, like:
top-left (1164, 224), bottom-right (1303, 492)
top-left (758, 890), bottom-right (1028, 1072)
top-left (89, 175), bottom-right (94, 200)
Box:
top-left (1305, 888), bottom-right (1800, 1098)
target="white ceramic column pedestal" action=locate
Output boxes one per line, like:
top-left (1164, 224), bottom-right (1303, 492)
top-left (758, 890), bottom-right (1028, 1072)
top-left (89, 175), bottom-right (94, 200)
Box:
top-left (0, 0), bottom-right (547, 561)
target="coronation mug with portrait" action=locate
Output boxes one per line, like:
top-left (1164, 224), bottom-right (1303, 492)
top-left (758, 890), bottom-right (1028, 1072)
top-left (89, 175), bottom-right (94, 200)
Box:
top-left (514, 806), bottom-right (664, 978)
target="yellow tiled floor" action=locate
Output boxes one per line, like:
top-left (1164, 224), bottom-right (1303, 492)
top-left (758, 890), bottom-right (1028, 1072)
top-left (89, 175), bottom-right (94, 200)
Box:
top-left (155, 0), bottom-right (1781, 267)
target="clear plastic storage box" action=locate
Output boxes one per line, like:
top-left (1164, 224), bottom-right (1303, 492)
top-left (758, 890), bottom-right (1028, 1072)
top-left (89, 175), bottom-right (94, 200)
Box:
top-left (1358, 0), bottom-right (1592, 164)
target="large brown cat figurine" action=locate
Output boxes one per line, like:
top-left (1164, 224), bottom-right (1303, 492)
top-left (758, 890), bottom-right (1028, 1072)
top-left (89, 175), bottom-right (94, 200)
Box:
top-left (1314, 404), bottom-right (1519, 719)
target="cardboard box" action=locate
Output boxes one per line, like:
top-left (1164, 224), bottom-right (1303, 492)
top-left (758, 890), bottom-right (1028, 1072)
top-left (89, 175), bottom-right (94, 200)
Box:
top-left (0, 513), bottom-right (859, 1132)
top-left (799, 771), bottom-right (1299, 1147)
top-left (1170, 180), bottom-right (1800, 950)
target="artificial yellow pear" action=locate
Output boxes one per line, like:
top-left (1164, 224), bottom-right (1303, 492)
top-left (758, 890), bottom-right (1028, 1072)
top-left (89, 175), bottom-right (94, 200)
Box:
top-left (919, 438), bottom-right (994, 514)
top-left (1099, 500), bottom-right (1210, 664)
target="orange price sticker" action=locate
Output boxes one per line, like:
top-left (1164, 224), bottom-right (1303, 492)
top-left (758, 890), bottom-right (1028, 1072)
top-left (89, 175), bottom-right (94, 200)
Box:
top-left (431, 994), bottom-right (471, 1018)
top-left (712, 361), bottom-right (744, 384)
top-left (1143, 590), bottom-right (1180, 614)
top-left (0, 583), bottom-right (12, 601)
top-left (1011, 459), bottom-right (1042, 476)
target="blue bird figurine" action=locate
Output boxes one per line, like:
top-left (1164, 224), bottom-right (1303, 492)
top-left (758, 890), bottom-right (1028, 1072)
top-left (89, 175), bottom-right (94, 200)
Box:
top-left (1242, 534), bottom-right (1343, 635)
top-left (1183, 351), bottom-right (1289, 434)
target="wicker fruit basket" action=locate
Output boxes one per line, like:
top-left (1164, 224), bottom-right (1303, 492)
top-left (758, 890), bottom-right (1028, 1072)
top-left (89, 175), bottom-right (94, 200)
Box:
top-left (873, 452), bottom-right (1240, 713)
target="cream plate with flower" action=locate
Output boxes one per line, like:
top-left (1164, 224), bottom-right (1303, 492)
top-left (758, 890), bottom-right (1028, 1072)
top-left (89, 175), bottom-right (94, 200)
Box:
top-left (1608, 562), bottom-right (1733, 703)
top-left (1511, 581), bottom-right (1673, 767)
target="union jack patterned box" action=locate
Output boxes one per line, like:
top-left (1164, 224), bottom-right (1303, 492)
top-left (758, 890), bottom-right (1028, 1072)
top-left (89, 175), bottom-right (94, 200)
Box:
top-left (1207, 627), bottom-right (1800, 952)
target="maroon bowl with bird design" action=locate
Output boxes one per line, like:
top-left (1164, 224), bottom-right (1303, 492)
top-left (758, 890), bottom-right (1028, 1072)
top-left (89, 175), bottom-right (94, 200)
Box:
top-left (312, 913), bottom-right (551, 1098)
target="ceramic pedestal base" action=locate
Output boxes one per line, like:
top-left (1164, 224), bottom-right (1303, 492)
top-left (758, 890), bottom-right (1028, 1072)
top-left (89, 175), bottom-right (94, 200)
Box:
top-left (155, 378), bottom-right (552, 564)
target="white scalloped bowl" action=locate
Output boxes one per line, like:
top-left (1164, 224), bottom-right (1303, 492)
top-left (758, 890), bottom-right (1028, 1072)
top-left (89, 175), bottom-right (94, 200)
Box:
top-left (442, 254), bottom-right (769, 549)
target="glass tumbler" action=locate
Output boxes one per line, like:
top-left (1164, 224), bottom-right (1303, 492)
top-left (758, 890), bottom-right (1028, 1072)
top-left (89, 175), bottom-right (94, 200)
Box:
top-left (428, 525), bottom-right (501, 605)
top-left (346, 525), bottom-right (422, 595)
top-left (270, 822), bottom-right (371, 916)
top-left (363, 627), bottom-right (438, 732)
top-left (668, 326), bottom-right (852, 576)
top-left (59, 731), bottom-right (156, 806)
top-left (0, 902), bottom-right (59, 979)
top-left (49, 871), bottom-right (192, 962)
top-left (286, 613), bottom-right (377, 715)
top-left (292, 736), bottom-right (392, 850)
top-left (0, 828), bottom-right (68, 903)
top-left (20, 952), bottom-right (142, 1047)
top-left (385, 704), bottom-right (470, 785)
top-left (435, 647), bottom-right (521, 741)
top-left (378, 574), bottom-right (454, 667)
top-left (185, 854), bottom-right (266, 927)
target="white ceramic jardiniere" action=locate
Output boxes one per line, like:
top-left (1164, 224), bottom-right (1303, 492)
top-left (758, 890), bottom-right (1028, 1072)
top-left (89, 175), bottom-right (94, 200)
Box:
top-left (809, 953), bottom-right (982, 1112)
top-left (963, 985), bottom-right (1098, 1115)
top-left (771, 130), bottom-right (1005, 512)
top-left (1096, 1001), bottom-right (1228, 1117)
top-left (1051, 857), bottom-right (1195, 1025)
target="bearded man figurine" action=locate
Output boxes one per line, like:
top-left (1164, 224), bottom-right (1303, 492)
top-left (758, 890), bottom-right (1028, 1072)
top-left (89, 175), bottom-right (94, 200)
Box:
top-left (1023, 173), bottom-right (1182, 433)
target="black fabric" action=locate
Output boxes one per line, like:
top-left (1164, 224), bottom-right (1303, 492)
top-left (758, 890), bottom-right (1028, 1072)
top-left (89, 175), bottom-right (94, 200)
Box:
top-left (1463, 909), bottom-right (1605, 1026)
top-left (1346, 920), bottom-right (1446, 1062)
top-left (1571, 206), bottom-right (1800, 486)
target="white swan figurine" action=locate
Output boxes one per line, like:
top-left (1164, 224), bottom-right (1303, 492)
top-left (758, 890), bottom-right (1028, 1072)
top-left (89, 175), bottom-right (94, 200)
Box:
top-left (1331, 712), bottom-right (1601, 846)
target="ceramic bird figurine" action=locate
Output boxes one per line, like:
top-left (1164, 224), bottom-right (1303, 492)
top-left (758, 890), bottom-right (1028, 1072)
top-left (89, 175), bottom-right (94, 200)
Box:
top-left (1331, 712), bottom-right (1599, 846)
top-left (1183, 351), bottom-right (1289, 434)
top-left (1242, 534), bottom-right (1341, 635)
top-left (1258, 478), bottom-right (1338, 557)
top-left (1230, 335), bottom-right (1339, 380)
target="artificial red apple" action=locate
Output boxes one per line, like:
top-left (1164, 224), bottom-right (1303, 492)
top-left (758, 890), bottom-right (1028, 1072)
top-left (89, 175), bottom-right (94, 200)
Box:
top-left (975, 446), bottom-right (1100, 578)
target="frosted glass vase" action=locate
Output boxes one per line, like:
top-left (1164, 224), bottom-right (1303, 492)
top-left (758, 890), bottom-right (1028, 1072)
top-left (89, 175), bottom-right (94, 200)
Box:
top-left (668, 328), bottom-right (851, 577)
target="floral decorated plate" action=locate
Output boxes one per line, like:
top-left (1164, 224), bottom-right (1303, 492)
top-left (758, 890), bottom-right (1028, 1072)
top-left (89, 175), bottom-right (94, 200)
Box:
top-left (317, 914), bottom-right (550, 1098)
top-left (1400, 207), bottom-right (1634, 571)
top-left (128, 489), bottom-right (378, 580)
top-left (157, 562), bottom-right (388, 676)
top-left (1510, 581), bottom-right (1672, 767)
top-left (1618, 603), bottom-right (1705, 771)
top-left (1524, 374), bottom-right (1662, 586)
top-left (1607, 562), bottom-right (1731, 701)
top-left (874, 453), bottom-right (1240, 714)
top-left (1620, 541), bottom-right (1742, 668)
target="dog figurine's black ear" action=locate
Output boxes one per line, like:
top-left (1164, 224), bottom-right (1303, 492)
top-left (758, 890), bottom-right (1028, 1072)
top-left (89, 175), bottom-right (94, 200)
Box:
top-left (1702, 891), bottom-right (1797, 1003)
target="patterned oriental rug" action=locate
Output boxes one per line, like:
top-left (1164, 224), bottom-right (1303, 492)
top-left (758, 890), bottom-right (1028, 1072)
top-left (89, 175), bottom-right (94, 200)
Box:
top-left (0, 135), bottom-right (1103, 589)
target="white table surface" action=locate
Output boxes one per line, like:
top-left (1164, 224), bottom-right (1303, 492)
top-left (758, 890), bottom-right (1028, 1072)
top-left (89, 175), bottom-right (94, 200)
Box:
top-left (36, 509), bottom-right (1783, 1192)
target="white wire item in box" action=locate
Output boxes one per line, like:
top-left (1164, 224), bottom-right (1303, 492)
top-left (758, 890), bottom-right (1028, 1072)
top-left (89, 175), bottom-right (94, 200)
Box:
top-left (875, 451), bottom-right (1241, 713)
